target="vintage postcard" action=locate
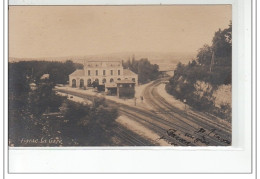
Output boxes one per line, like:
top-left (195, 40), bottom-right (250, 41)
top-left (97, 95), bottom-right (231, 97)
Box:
top-left (8, 5), bottom-right (232, 147)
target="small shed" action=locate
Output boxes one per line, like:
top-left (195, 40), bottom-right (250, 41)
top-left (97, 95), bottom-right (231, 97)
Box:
top-left (105, 83), bottom-right (117, 96)
top-left (116, 79), bottom-right (135, 98)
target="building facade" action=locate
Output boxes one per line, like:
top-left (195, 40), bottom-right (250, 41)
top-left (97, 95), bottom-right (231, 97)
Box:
top-left (69, 60), bottom-right (138, 89)
top-left (117, 79), bottom-right (136, 98)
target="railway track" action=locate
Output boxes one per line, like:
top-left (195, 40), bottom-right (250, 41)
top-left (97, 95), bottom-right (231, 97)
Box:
top-left (150, 80), bottom-right (231, 133)
top-left (56, 88), bottom-right (166, 146)
top-left (142, 79), bottom-right (231, 146)
top-left (113, 125), bottom-right (153, 146)
top-left (56, 88), bottom-right (194, 146)
top-left (56, 82), bottom-right (231, 146)
top-left (119, 108), bottom-right (195, 146)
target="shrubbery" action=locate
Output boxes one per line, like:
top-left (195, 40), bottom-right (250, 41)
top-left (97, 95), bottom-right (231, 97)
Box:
top-left (9, 60), bottom-right (83, 86)
top-left (9, 85), bottom-right (119, 146)
top-left (123, 57), bottom-right (160, 84)
top-left (61, 97), bottom-right (118, 146)
top-left (8, 61), bottom-right (118, 146)
top-left (166, 22), bottom-right (232, 120)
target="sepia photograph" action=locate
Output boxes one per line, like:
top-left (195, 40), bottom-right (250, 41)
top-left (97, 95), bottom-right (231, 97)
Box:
top-left (8, 5), bottom-right (232, 147)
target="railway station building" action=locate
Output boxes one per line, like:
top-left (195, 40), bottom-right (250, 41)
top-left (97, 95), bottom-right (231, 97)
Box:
top-left (69, 60), bottom-right (138, 97)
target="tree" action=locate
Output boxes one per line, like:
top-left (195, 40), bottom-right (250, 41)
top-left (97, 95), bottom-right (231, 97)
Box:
top-left (166, 21), bottom-right (232, 118)
top-left (212, 23), bottom-right (232, 59)
top-left (196, 44), bottom-right (212, 66)
top-left (123, 58), bottom-right (160, 84)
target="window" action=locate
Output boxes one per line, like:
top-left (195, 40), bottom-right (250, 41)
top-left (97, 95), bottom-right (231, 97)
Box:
top-left (110, 78), bottom-right (114, 83)
top-left (72, 79), bottom-right (76, 88)
top-left (103, 70), bottom-right (106, 76)
top-left (95, 79), bottom-right (99, 84)
top-left (80, 79), bottom-right (84, 88)
top-left (132, 78), bottom-right (135, 82)
top-left (96, 70), bottom-right (98, 76)
top-left (111, 70), bottom-right (113, 75)
top-left (102, 78), bottom-right (106, 84)
top-left (118, 70), bottom-right (120, 75)
top-left (87, 79), bottom-right (91, 86)
top-left (88, 70), bottom-right (90, 76)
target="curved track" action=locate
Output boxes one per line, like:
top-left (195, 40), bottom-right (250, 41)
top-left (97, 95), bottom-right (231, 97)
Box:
top-left (142, 78), bottom-right (231, 146)
top-left (56, 80), bottom-right (231, 146)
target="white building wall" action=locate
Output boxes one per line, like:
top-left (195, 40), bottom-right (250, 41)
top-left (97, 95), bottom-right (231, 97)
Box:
top-left (69, 61), bottom-right (138, 87)
top-left (83, 66), bottom-right (124, 85)
top-left (69, 75), bottom-right (85, 87)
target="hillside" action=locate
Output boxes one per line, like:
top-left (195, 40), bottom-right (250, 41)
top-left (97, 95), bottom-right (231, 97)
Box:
top-left (9, 51), bottom-right (196, 71)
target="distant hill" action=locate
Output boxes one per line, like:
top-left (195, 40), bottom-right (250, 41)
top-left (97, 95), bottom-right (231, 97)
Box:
top-left (9, 51), bottom-right (196, 71)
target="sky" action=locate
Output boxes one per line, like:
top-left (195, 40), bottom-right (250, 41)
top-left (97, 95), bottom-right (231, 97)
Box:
top-left (9, 5), bottom-right (231, 58)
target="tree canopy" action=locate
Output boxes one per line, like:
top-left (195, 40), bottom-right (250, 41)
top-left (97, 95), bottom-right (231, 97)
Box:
top-left (123, 57), bottom-right (160, 84)
top-left (166, 21), bottom-right (232, 114)
top-left (8, 60), bottom-right (118, 146)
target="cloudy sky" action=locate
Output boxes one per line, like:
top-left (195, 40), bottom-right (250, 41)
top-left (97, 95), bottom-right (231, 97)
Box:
top-left (9, 5), bottom-right (231, 58)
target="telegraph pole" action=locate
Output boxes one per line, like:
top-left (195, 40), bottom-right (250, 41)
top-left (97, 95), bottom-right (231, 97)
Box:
top-left (209, 51), bottom-right (215, 73)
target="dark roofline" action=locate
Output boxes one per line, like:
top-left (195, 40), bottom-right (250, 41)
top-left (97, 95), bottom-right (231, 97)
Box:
top-left (116, 80), bottom-right (136, 84)
top-left (85, 60), bottom-right (122, 62)
top-left (117, 82), bottom-right (135, 84)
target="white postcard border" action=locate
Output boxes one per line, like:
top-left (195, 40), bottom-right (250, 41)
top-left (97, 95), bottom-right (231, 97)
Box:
top-left (3, 0), bottom-right (255, 176)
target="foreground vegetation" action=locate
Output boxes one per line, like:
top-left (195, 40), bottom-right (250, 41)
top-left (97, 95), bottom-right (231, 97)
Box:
top-left (9, 61), bottom-right (118, 146)
top-left (123, 57), bottom-right (160, 84)
top-left (166, 22), bottom-right (232, 122)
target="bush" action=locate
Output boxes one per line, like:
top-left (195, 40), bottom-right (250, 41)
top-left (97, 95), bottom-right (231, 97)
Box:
top-left (63, 97), bottom-right (118, 145)
top-left (123, 58), bottom-right (160, 84)
top-left (166, 22), bottom-right (232, 121)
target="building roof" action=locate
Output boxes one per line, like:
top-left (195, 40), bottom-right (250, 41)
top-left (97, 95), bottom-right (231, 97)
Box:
top-left (105, 83), bottom-right (117, 88)
top-left (69, 69), bottom-right (84, 76)
top-left (116, 79), bottom-right (136, 84)
top-left (84, 61), bottom-right (122, 68)
top-left (123, 69), bottom-right (137, 76)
